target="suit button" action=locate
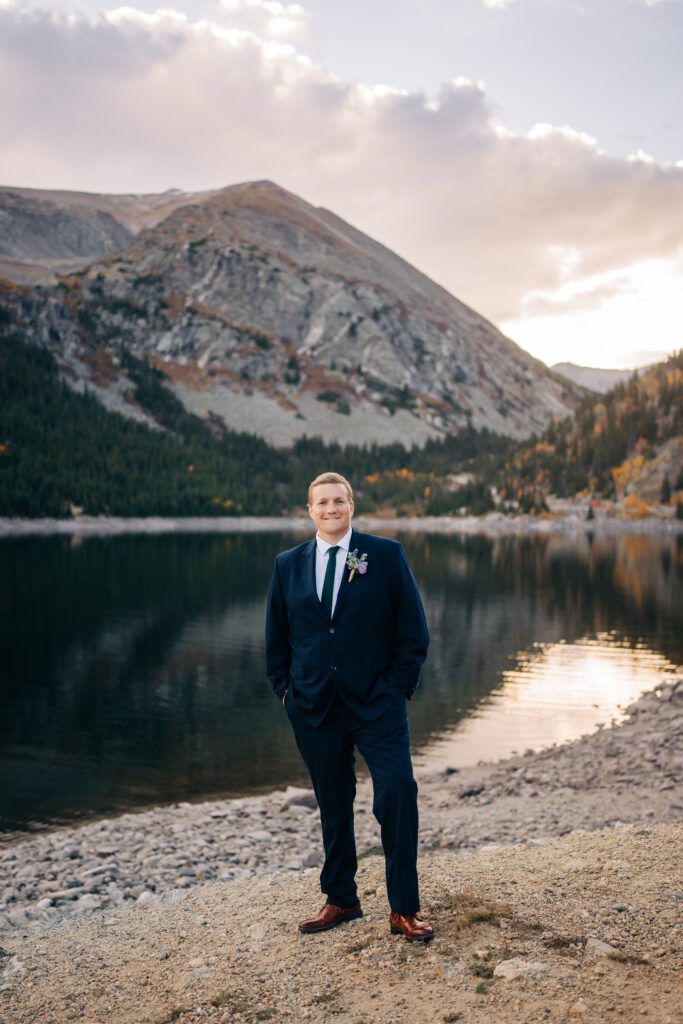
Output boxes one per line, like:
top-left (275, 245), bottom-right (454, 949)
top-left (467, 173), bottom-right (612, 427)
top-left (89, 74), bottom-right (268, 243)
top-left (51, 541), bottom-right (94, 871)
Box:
top-left (329, 628), bottom-right (335, 634)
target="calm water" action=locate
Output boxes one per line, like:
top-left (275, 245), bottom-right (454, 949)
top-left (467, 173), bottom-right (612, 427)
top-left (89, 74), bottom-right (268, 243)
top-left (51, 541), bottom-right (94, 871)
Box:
top-left (1, 530), bottom-right (681, 844)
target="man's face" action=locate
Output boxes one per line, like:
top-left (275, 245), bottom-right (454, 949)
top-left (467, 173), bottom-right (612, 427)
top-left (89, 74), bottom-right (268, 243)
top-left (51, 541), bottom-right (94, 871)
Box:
top-left (308, 483), bottom-right (354, 541)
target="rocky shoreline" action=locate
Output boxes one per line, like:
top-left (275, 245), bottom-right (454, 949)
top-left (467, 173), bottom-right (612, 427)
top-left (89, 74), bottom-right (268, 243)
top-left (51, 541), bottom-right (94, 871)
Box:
top-left (1, 499), bottom-right (683, 539)
top-left (2, 679), bottom-right (681, 937)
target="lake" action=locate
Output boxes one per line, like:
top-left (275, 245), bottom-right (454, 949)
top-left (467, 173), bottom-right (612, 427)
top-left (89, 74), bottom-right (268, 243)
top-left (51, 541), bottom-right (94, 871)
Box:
top-left (1, 528), bottom-right (681, 845)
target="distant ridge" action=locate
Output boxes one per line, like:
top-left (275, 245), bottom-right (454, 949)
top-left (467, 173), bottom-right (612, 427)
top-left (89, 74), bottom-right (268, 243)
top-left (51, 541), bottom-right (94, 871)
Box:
top-left (551, 361), bottom-right (647, 394)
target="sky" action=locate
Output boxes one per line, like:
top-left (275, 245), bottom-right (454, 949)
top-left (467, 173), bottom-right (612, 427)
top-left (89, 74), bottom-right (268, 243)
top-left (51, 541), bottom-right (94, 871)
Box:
top-left (1, 0), bottom-right (682, 370)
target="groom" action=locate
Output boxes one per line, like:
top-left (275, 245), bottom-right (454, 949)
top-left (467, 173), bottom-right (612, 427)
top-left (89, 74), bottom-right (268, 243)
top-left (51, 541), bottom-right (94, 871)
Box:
top-left (265, 472), bottom-right (434, 941)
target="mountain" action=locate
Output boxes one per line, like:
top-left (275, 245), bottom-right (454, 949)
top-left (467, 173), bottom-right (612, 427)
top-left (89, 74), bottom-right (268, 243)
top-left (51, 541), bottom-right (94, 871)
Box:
top-left (0, 316), bottom-right (511, 518)
top-left (0, 180), bottom-right (582, 447)
top-left (550, 362), bottom-right (642, 394)
top-left (0, 184), bottom-right (221, 284)
top-left (500, 352), bottom-right (683, 508)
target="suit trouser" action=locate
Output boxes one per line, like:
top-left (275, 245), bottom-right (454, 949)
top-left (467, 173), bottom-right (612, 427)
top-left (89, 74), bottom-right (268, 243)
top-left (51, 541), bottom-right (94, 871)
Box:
top-left (286, 689), bottom-right (420, 916)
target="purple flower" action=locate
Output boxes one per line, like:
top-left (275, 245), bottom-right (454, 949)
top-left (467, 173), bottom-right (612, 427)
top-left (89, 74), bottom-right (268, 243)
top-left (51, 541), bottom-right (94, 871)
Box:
top-left (346, 549), bottom-right (369, 581)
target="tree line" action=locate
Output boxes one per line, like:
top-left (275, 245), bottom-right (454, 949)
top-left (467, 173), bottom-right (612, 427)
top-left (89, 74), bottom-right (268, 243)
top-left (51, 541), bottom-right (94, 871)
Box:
top-left (0, 321), bottom-right (510, 518)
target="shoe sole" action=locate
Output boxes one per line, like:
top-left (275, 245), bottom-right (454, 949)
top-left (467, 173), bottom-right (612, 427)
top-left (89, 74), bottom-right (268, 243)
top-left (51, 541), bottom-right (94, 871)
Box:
top-left (299, 909), bottom-right (363, 933)
top-left (390, 926), bottom-right (435, 942)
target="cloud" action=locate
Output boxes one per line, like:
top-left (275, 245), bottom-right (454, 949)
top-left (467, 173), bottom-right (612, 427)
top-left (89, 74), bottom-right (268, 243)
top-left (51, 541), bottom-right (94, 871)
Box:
top-left (219, 0), bottom-right (311, 40)
top-left (520, 273), bottom-right (638, 319)
top-left (0, 0), bottom-right (682, 368)
top-left (502, 251), bottom-right (683, 369)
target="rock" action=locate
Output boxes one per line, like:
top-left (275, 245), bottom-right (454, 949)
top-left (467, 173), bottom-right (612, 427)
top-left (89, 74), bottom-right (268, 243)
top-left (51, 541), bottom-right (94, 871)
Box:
top-left (5, 957), bottom-right (26, 977)
top-left (585, 937), bottom-right (619, 957)
top-left (73, 895), bottom-right (101, 913)
top-left (567, 999), bottom-right (589, 1015)
top-left (95, 846), bottom-right (118, 858)
top-left (493, 958), bottom-right (549, 980)
top-left (5, 910), bottom-right (28, 928)
top-left (287, 804), bottom-right (316, 817)
top-left (158, 889), bottom-right (189, 906)
top-left (46, 889), bottom-right (81, 901)
top-left (185, 967), bottom-right (213, 983)
top-left (458, 785), bottom-right (485, 799)
top-left (280, 787), bottom-right (318, 811)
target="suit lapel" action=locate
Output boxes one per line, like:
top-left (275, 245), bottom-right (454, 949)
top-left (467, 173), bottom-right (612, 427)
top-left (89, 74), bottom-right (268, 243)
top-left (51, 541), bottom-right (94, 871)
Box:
top-left (331, 529), bottom-right (358, 623)
top-left (301, 537), bottom-right (326, 620)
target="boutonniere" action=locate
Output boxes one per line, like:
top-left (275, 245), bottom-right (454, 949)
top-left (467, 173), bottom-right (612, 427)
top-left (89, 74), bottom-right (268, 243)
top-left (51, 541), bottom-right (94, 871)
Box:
top-left (346, 548), bottom-right (368, 582)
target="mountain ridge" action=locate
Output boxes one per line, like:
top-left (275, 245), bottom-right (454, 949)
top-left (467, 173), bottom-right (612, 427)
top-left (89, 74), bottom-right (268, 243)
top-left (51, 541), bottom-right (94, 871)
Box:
top-left (0, 179), bottom-right (583, 447)
top-left (551, 361), bottom-right (649, 395)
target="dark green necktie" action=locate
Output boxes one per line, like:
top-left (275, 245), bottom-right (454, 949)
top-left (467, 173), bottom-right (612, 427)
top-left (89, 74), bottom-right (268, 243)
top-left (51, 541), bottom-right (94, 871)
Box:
top-left (321, 545), bottom-right (340, 619)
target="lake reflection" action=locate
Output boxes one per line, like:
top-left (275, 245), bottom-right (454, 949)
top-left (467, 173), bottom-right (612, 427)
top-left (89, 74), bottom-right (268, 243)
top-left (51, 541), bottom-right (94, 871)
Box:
top-left (1, 529), bottom-right (681, 843)
top-left (415, 634), bottom-right (681, 771)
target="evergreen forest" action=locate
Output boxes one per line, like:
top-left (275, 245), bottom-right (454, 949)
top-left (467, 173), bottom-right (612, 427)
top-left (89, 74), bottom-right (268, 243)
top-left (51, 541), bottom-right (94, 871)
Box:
top-left (2, 307), bottom-right (681, 519)
top-left (0, 320), bottom-right (509, 518)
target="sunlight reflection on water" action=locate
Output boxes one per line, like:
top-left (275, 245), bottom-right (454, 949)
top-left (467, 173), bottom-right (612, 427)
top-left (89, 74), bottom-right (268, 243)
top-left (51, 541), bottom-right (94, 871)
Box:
top-left (415, 633), bottom-right (682, 770)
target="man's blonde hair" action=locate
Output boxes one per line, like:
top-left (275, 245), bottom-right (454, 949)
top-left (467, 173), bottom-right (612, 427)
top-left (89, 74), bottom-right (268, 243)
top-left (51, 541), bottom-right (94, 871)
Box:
top-left (307, 472), bottom-right (354, 507)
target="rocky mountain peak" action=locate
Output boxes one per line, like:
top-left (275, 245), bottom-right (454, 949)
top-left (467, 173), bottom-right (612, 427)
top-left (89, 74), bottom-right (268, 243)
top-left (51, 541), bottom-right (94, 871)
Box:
top-left (1, 180), bottom-right (584, 447)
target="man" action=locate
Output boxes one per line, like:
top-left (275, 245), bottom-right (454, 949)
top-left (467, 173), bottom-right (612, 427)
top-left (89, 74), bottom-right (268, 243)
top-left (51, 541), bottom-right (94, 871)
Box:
top-left (265, 471), bottom-right (434, 941)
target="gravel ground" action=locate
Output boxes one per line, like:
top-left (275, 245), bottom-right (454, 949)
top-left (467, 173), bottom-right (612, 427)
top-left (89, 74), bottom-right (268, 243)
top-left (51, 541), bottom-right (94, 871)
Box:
top-left (1, 681), bottom-right (682, 1023)
top-left (1, 824), bottom-right (681, 1024)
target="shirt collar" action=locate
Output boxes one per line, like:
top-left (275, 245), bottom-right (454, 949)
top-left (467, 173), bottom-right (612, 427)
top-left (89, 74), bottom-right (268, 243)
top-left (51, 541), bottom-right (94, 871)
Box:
top-left (316, 526), bottom-right (353, 557)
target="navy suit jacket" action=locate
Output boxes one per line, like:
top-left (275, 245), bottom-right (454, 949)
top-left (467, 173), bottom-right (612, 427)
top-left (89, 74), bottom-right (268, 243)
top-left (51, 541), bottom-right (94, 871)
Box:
top-left (265, 528), bottom-right (429, 726)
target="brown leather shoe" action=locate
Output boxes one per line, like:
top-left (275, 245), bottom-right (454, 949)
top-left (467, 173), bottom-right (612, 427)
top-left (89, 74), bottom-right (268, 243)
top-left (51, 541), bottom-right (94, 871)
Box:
top-left (389, 912), bottom-right (435, 941)
top-left (298, 901), bottom-right (363, 933)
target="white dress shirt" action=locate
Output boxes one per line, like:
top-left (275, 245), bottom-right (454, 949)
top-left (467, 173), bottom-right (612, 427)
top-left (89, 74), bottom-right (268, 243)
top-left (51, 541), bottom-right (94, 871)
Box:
top-left (315, 527), bottom-right (352, 616)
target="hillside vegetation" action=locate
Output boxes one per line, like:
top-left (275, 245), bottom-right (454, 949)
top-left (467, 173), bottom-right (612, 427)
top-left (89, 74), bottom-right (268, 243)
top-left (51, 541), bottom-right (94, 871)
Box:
top-left (2, 281), bottom-right (680, 520)
top-left (498, 351), bottom-right (683, 512)
top-left (0, 319), bottom-right (510, 518)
